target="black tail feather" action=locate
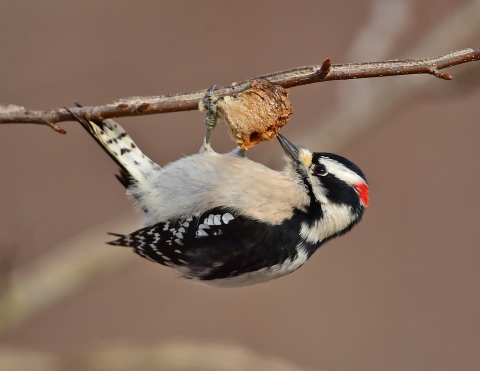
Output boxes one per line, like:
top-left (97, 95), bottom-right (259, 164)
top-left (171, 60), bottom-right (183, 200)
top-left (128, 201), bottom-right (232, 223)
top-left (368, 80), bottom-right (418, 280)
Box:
top-left (115, 168), bottom-right (133, 189)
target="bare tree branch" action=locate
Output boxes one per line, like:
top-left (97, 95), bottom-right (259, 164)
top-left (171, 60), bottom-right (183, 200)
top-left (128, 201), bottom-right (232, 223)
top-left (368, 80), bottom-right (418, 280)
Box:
top-left (302, 0), bottom-right (480, 152)
top-left (0, 48), bottom-right (478, 133)
top-left (1, 1), bottom-right (479, 339)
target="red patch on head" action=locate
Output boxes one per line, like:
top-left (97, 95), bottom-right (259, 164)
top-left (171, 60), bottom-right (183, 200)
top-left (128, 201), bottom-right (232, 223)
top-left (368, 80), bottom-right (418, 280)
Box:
top-left (354, 182), bottom-right (369, 207)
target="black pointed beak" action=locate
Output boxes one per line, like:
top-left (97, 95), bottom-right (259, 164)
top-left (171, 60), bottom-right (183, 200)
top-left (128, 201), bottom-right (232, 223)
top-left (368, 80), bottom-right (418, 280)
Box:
top-left (277, 134), bottom-right (300, 161)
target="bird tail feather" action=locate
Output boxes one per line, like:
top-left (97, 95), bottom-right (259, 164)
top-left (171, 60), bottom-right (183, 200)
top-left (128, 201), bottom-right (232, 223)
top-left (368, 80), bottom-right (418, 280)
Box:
top-left (67, 108), bottom-right (161, 188)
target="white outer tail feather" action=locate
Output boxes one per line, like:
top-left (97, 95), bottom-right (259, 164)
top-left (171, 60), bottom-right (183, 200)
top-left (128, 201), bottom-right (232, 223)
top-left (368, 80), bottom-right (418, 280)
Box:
top-left (80, 116), bottom-right (161, 183)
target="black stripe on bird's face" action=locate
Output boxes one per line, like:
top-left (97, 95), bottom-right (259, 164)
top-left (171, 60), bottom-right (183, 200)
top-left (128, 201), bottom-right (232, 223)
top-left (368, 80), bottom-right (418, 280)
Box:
top-left (308, 153), bottom-right (367, 211)
top-left (313, 153), bottom-right (367, 183)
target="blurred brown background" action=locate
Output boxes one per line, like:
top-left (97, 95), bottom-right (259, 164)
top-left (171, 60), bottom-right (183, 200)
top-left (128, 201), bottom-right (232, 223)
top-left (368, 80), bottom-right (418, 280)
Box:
top-left (1, 1), bottom-right (479, 370)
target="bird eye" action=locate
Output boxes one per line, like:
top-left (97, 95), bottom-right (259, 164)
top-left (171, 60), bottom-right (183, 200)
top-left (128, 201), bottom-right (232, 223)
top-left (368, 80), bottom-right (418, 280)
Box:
top-left (314, 164), bottom-right (328, 176)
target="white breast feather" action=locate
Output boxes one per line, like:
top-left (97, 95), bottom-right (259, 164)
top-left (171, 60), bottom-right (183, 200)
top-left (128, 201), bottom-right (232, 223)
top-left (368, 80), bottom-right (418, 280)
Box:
top-left (299, 203), bottom-right (354, 244)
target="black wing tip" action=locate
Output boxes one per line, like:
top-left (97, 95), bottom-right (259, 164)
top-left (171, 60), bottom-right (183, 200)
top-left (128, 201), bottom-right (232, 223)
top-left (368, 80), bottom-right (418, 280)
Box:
top-left (107, 232), bottom-right (126, 237)
top-left (106, 232), bottom-right (128, 246)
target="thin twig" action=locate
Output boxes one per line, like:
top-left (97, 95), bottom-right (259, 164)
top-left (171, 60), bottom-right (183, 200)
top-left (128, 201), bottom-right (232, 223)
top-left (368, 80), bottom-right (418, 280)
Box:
top-left (0, 48), bottom-right (478, 133)
top-left (302, 0), bottom-right (480, 153)
top-left (1, 1), bottom-right (478, 338)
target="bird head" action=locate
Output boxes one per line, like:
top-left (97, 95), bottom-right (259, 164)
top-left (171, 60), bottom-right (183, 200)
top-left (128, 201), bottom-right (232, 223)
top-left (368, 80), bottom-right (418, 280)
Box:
top-left (277, 134), bottom-right (369, 243)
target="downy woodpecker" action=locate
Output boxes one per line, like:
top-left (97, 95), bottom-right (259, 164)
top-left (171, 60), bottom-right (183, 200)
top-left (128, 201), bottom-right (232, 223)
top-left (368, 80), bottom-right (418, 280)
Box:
top-left (69, 92), bottom-right (368, 287)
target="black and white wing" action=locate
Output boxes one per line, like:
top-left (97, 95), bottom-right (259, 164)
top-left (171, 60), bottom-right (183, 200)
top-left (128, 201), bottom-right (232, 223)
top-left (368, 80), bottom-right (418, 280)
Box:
top-left (108, 208), bottom-right (312, 286)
